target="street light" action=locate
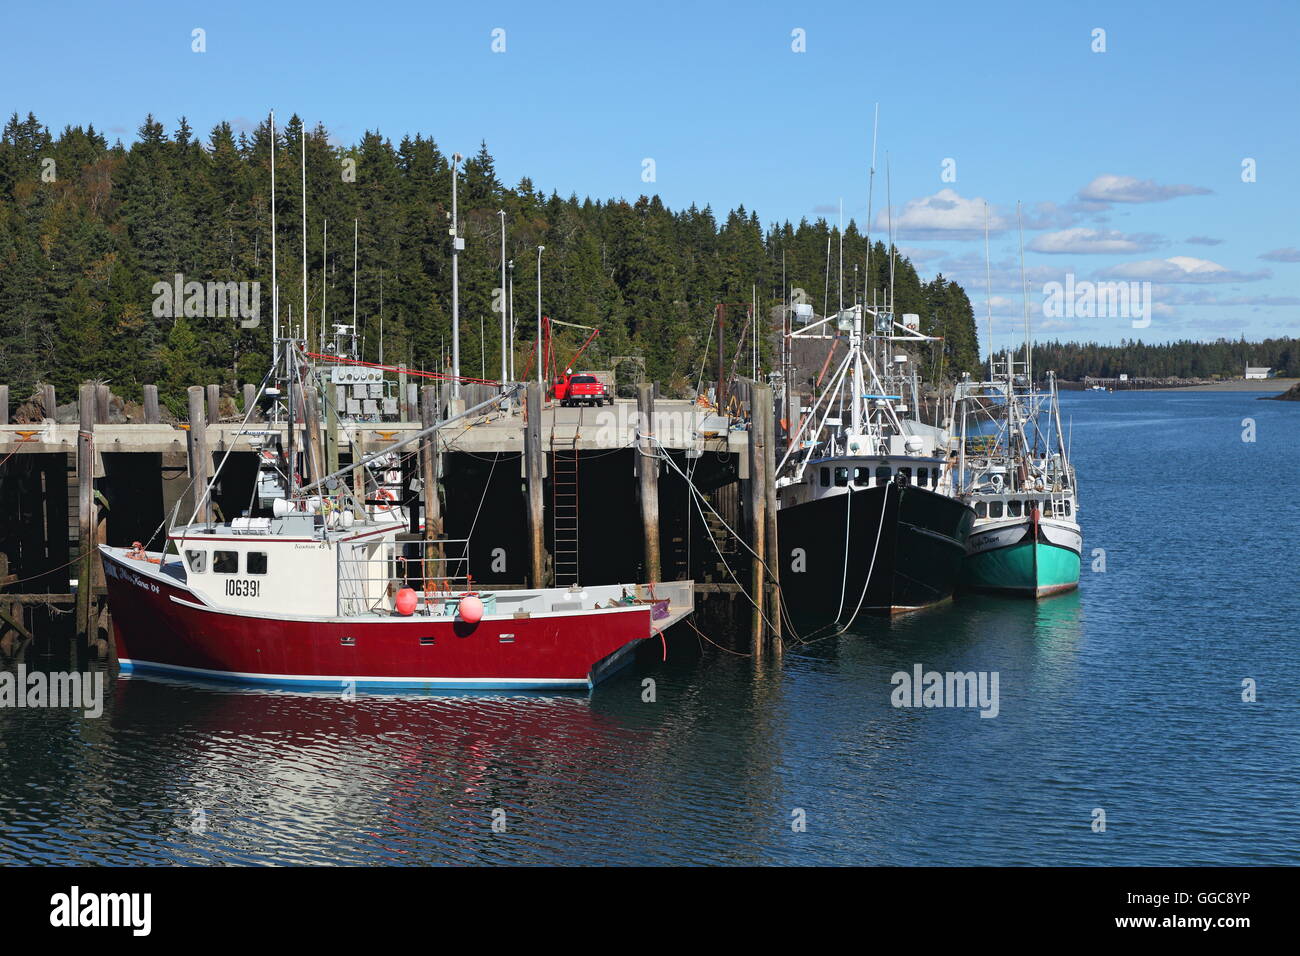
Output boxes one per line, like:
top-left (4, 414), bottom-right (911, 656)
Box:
top-left (536, 245), bottom-right (545, 385)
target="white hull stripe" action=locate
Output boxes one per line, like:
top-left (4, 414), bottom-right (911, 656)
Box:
top-left (117, 658), bottom-right (592, 690)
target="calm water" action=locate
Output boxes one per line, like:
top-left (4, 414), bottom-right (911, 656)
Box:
top-left (2, 391), bottom-right (1297, 865)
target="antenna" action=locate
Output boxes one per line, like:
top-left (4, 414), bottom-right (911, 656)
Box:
top-left (838, 197), bottom-right (844, 311)
top-left (864, 103), bottom-right (878, 307)
top-left (886, 153), bottom-right (896, 313)
top-left (1017, 200), bottom-right (1031, 383)
top-left (984, 201), bottom-right (993, 380)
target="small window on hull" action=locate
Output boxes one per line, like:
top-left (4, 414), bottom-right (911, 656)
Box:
top-left (834, 467), bottom-right (849, 487)
top-left (1008, 500), bottom-right (1023, 517)
top-left (875, 467), bottom-right (892, 485)
top-left (1064, 500), bottom-right (1072, 516)
top-left (247, 552), bottom-right (267, 574)
top-left (820, 467), bottom-right (830, 488)
top-left (916, 467), bottom-right (928, 486)
top-left (854, 467), bottom-right (869, 486)
top-left (213, 551), bottom-right (239, 574)
top-left (898, 467), bottom-right (912, 484)
top-left (975, 501), bottom-right (987, 518)
top-left (989, 501), bottom-right (1004, 519)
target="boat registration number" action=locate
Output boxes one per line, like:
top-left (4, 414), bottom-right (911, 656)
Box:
top-left (225, 578), bottom-right (261, 598)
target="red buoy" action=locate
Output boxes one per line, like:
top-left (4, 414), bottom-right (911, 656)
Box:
top-left (458, 594), bottom-right (484, 624)
top-left (395, 588), bottom-right (417, 616)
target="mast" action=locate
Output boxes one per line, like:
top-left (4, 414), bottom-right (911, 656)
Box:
top-left (301, 122), bottom-right (308, 357)
top-left (352, 219), bottom-right (358, 360)
top-left (499, 209), bottom-right (508, 384)
top-left (450, 152), bottom-right (462, 400)
top-left (270, 110), bottom-right (279, 372)
top-left (321, 217), bottom-right (327, 356)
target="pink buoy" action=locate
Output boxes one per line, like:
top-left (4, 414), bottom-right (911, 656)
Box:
top-left (395, 588), bottom-right (417, 616)
top-left (458, 594), bottom-right (484, 624)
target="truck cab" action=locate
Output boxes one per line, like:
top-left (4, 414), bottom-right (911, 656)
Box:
top-left (553, 371), bottom-right (610, 407)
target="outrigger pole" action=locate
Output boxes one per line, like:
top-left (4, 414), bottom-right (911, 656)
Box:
top-left (295, 384), bottom-right (524, 498)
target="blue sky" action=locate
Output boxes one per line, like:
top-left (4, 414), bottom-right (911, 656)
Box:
top-left (4, 0), bottom-right (1298, 346)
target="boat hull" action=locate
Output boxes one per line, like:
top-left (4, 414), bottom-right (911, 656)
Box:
top-left (101, 549), bottom-right (659, 692)
top-left (963, 518), bottom-right (1081, 598)
top-left (776, 482), bottom-right (974, 627)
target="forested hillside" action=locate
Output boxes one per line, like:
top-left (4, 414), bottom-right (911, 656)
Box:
top-left (0, 111), bottom-right (981, 408)
top-left (1028, 338), bottom-right (1300, 380)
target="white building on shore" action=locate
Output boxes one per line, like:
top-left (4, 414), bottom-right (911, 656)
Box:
top-left (1245, 364), bottom-right (1274, 379)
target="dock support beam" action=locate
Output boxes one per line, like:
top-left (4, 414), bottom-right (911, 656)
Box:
top-left (420, 385), bottom-right (444, 589)
top-left (0, 385), bottom-right (7, 425)
top-left (637, 383), bottom-right (661, 584)
top-left (75, 384), bottom-right (95, 647)
top-left (524, 381), bottom-right (546, 589)
top-left (143, 385), bottom-right (160, 424)
top-left (187, 386), bottom-right (210, 525)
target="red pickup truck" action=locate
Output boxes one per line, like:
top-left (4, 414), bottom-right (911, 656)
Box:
top-left (553, 372), bottom-right (610, 407)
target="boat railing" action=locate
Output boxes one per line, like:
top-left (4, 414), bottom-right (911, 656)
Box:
top-left (336, 537), bottom-right (472, 616)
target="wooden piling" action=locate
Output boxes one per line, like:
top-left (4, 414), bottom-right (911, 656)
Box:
top-left (187, 386), bottom-right (210, 525)
top-left (95, 382), bottom-right (110, 424)
top-left (206, 384), bottom-right (220, 425)
top-left (75, 384), bottom-right (95, 644)
top-left (420, 385), bottom-right (444, 590)
top-left (352, 427), bottom-right (366, 509)
top-left (42, 384), bottom-right (55, 421)
top-left (143, 384), bottom-right (160, 424)
top-left (636, 383), bottom-right (661, 584)
top-left (524, 381), bottom-right (546, 589)
top-left (747, 385), bottom-right (767, 657)
top-left (0, 384), bottom-right (8, 425)
top-left (242, 383), bottom-right (256, 419)
top-left (303, 386), bottom-right (324, 486)
top-left (756, 384), bottom-right (782, 653)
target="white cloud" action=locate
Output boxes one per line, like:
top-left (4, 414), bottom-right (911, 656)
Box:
top-left (1100, 256), bottom-right (1269, 284)
top-left (874, 189), bottom-right (1005, 240)
top-left (1078, 174), bottom-right (1211, 205)
top-left (1028, 227), bottom-right (1162, 255)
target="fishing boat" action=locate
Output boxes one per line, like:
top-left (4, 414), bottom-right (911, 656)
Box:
top-left (954, 366), bottom-right (1081, 598)
top-left (101, 340), bottom-right (693, 692)
top-left (952, 200), bottom-right (1082, 598)
top-left (775, 303), bottom-right (974, 623)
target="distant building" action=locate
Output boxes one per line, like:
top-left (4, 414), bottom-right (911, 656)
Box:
top-left (1245, 364), bottom-right (1274, 379)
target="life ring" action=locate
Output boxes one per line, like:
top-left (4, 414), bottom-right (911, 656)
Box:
top-left (373, 488), bottom-right (397, 512)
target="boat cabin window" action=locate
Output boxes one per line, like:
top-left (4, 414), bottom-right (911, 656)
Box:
top-left (975, 501), bottom-right (987, 518)
top-left (875, 466), bottom-right (891, 485)
top-left (1008, 500), bottom-right (1023, 517)
top-left (1064, 499), bottom-right (1072, 516)
top-left (820, 467), bottom-right (830, 488)
top-left (932, 469), bottom-right (941, 488)
top-left (834, 467), bottom-right (849, 487)
top-left (916, 467), bottom-right (928, 487)
top-left (897, 467), bottom-right (912, 485)
top-left (854, 467), bottom-right (869, 486)
top-left (185, 550), bottom-right (206, 573)
top-left (213, 550), bottom-right (239, 574)
top-left (1042, 500), bottom-right (1053, 516)
top-left (989, 501), bottom-right (1004, 519)
top-left (247, 552), bottom-right (268, 574)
